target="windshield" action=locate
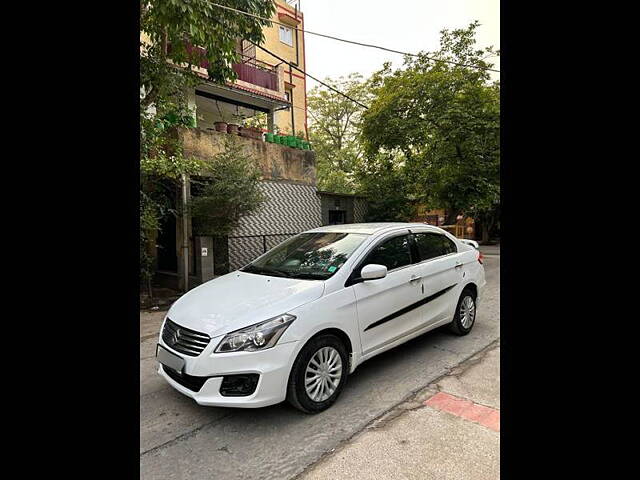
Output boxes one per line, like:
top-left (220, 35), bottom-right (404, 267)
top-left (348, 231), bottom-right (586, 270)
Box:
top-left (241, 232), bottom-right (368, 280)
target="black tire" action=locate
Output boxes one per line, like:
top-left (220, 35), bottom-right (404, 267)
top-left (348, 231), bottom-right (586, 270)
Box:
top-left (449, 288), bottom-right (477, 336)
top-left (286, 334), bottom-right (348, 414)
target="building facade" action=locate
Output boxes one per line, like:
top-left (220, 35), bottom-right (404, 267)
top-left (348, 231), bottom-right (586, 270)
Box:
top-left (146, 1), bottom-right (368, 290)
top-left (183, 0), bottom-right (308, 139)
top-left (257, 0), bottom-right (307, 138)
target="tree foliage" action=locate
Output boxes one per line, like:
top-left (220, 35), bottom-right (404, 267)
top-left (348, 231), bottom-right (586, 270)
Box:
top-left (139, 0), bottom-right (275, 289)
top-left (140, 0), bottom-right (275, 109)
top-left (361, 22), bottom-right (500, 229)
top-left (190, 137), bottom-right (265, 236)
top-left (355, 153), bottom-right (416, 222)
top-left (307, 74), bottom-right (372, 194)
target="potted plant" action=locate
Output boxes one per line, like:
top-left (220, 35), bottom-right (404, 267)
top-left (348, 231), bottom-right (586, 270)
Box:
top-left (238, 121), bottom-right (252, 139)
top-left (228, 110), bottom-right (247, 136)
top-left (241, 125), bottom-right (262, 140)
top-left (240, 113), bottom-right (269, 140)
top-left (213, 121), bottom-right (228, 132)
top-left (213, 100), bottom-right (233, 134)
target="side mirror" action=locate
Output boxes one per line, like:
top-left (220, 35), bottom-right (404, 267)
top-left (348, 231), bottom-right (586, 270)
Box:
top-left (360, 264), bottom-right (388, 281)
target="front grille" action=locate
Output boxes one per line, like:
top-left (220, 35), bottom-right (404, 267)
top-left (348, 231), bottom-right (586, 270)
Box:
top-left (162, 318), bottom-right (211, 357)
top-left (162, 365), bottom-right (209, 392)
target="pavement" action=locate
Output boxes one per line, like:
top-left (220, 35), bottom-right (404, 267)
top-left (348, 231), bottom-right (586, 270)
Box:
top-left (299, 343), bottom-right (500, 480)
top-left (140, 254), bottom-right (499, 480)
top-left (479, 244), bottom-right (500, 256)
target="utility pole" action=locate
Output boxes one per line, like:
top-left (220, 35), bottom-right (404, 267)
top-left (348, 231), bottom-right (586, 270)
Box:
top-left (181, 173), bottom-right (189, 293)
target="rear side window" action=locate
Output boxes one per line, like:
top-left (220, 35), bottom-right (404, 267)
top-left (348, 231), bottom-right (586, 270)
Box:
top-left (439, 235), bottom-right (457, 255)
top-left (361, 235), bottom-right (412, 271)
top-left (414, 233), bottom-right (457, 261)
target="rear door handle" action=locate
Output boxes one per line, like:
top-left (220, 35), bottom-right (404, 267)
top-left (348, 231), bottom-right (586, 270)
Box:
top-left (455, 262), bottom-right (463, 268)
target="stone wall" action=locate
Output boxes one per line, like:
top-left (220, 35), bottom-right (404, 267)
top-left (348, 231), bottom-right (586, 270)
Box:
top-left (180, 128), bottom-right (316, 185)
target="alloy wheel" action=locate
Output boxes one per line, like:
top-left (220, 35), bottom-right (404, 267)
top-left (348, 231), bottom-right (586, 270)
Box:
top-left (304, 346), bottom-right (342, 402)
top-left (460, 295), bottom-right (476, 329)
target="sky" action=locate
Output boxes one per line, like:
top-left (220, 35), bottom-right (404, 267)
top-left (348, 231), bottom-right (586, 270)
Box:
top-left (295, 0), bottom-right (500, 90)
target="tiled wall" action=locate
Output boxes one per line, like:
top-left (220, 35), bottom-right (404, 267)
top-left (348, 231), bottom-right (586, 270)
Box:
top-left (227, 180), bottom-right (322, 271)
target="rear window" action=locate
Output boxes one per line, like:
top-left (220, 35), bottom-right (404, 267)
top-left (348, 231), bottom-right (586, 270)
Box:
top-left (413, 233), bottom-right (457, 261)
top-left (439, 235), bottom-right (457, 255)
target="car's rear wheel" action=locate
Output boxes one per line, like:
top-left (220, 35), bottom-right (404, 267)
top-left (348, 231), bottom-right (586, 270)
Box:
top-left (449, 288), bottom-right (477, 336)
top-left (286, 334), bottom-right (348, 413)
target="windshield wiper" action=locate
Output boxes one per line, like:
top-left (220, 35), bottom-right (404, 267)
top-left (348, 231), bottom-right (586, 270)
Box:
top-left (288, 272), bottom-right (330, 280)
top-left (241, 265), bottom-right (292, 278)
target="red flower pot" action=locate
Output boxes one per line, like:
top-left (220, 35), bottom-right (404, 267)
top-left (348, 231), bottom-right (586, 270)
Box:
top-left (241, 126), bottom-right (263, 140)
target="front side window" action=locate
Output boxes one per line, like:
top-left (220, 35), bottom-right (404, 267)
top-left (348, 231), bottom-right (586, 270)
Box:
top-left (414, 233), bottom-right (457, 261)
top-left (279, 26), bottom-right (293, 46)
top-left (241, 232), bottom-right (367, 280)
top-left (361, 235), bottom-right (412, 272)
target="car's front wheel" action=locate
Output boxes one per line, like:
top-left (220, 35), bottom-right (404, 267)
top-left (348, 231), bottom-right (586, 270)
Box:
top-left (449, 288), bottom-right (477, 335)
top-left (286, 334), bottom-right (348, 413)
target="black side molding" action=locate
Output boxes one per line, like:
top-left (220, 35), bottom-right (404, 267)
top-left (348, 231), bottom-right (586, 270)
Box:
top-left (364, 284), bottom-right (458, 332)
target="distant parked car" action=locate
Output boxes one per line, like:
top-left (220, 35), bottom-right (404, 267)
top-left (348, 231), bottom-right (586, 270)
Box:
top-left (157, 223), bottom-right (486, 413)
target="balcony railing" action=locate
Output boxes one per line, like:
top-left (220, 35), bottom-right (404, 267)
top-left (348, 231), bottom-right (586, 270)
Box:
top-left (232, 60), bottom-right (278, 91)
top-left (169, 43), bottom-right (280, 92)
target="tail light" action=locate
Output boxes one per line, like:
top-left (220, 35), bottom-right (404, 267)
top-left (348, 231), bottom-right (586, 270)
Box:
top-left (477, 251), bottom-right (484, 264)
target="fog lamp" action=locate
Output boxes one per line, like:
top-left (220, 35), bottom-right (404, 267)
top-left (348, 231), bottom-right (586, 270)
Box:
top-left (219, 374), bottom-right (260, 396)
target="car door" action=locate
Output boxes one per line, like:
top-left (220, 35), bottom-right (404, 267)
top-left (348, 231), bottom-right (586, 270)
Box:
top-left (411, 231), bottom-right (464, 327)
top-left (350, 233), bottom-right (423, 356)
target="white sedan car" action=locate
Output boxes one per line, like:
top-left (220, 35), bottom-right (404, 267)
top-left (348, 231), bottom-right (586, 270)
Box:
top-left (157, 223), bottom-right (486, 413)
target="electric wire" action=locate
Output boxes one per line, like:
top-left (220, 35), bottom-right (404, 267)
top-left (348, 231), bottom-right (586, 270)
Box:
top-left (251, 41), bottom-right (370, 109)
top-left (210, 2), bottom-right (500, 73)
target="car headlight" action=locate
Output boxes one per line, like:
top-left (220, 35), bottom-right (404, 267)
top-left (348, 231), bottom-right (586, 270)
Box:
top-left (214, 314), bottom-right (296, 353)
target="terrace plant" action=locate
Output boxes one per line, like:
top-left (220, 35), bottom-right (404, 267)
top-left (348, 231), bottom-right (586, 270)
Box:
top-left (189, 136), bottom-right (265, 236)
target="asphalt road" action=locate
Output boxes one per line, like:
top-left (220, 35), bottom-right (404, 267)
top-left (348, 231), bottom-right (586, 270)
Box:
top-left (140, 252), bottom-right (499, 480)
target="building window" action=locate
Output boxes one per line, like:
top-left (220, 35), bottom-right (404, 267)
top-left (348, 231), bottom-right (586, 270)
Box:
top-left (284, 91), bottom-right (292, 111)
top-left (279, 25), bottom-right (293, 46)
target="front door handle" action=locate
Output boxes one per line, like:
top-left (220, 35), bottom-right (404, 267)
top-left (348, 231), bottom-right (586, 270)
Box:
top-left (409, 275), bottom-right (422, 283)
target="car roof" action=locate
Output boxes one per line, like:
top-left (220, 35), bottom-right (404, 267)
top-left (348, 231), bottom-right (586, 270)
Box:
top-left (305, 222), bottom-right (438, 235)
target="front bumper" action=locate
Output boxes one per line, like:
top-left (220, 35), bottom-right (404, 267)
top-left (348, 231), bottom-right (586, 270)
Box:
top-left (157, 336), bottom-right (299, 408)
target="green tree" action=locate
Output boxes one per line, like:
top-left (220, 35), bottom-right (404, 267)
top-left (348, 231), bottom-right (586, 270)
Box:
top-left (140, 0), bottom-right (275, 294)
top-left (355, 153), bottom-right (416, 222)
top-left (361, 22), bottom-right (499, 237)
top-left (190, 136), bottom-right (265, 236)
top-left (307, 73), bottom-right (372, 194)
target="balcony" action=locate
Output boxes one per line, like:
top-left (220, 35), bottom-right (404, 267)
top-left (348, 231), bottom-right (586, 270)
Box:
top-left (232, 57), bottom-right (279, 92)
top-left (166, 42), bottom-right (290, 136)
top-left (170, 42), bottom-right (285, 99)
